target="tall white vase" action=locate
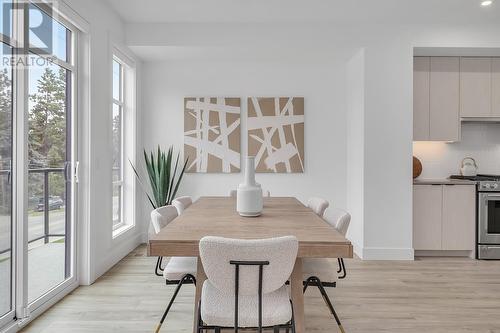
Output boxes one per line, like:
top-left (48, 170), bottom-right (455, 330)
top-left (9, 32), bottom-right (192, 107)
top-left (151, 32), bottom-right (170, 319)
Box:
top-left (237, 157), bottom-right (263, 217)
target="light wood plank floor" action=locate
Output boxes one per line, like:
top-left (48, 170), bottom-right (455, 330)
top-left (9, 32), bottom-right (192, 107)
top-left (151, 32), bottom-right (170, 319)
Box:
top-left (21, 245), bottom-right (500, 333)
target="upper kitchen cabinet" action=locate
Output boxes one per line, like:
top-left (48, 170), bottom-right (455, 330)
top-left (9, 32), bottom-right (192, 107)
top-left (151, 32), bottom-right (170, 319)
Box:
top-left (493, 58), bottom-right (500, 117)
top-left (460, 57), bottom-right (492, 118)
top-left (413, 57), bottom-right (460, 141)
top-left (429, 57), bottom-right (460, 141)
top-left (413, 57), bottom-right (430, 141)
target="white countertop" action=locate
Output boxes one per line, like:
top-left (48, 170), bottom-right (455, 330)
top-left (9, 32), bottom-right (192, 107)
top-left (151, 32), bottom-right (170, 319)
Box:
top-left (413, 178), bottom-right (477, 185)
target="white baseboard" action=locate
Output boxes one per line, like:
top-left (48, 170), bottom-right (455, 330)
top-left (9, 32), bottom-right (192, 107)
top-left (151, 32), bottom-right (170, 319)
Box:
top-left (415, 250), bottom-right (474, 258)
top-left (360, 247), bottom-right (414, 260)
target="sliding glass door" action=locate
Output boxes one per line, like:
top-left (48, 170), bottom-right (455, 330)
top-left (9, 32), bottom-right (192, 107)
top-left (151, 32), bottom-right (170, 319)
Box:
top-left (27, 4), bottom-right (75, 304)
top-left (0, 1), bottom-right (78, 327)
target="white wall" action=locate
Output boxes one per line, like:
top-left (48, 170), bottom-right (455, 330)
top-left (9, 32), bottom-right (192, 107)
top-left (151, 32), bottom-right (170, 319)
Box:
top-left (63, 0), bottom-right (142, 284)
top-left (360, 42), bottom-right (415, 259)
top-left (346, 49), bottom-right (365, 254)
top-left (414, 123), bottom-right (500, 178)
top-left (140, 59), bottom-right (348, 223)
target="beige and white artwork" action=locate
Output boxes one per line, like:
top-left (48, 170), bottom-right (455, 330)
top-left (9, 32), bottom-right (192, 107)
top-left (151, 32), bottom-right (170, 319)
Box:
top-left (184, 97), bottom-right (241, 173)
top-left (247, 97), bottom-right (304, 173)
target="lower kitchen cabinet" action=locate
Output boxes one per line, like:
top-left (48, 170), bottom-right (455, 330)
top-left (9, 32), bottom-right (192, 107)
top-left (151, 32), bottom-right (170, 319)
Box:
top-left (442, 185), bottom-right (476, 250)
top-left (413, 184), bottom-right (475, 253)
top-left (413, 185), bottom-right (442, 250)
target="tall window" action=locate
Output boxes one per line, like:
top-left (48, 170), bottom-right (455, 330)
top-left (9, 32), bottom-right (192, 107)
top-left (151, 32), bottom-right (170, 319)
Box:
top-left (112, 58), bottom-right (123, 229)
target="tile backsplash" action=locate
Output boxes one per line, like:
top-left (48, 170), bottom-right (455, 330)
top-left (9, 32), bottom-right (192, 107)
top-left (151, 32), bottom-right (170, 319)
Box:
top-left (413, 123), bottom-right (500, 179)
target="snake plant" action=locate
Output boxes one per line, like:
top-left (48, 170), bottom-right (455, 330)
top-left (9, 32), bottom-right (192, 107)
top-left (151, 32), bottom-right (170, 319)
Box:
top-left (130, 146), bottom-right (188, 209)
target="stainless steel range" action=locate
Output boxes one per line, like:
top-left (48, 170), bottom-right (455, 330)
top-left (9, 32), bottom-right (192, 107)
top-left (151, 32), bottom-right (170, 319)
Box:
top-left (451, 174), bottom-right (500, 259)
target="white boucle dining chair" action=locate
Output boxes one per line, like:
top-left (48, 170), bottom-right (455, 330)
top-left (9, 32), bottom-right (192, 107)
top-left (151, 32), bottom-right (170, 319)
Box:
top-left (150, 205), bottom-right (197, 333)
top-left (324, 208), bottom-right (351, 279)
top-left (307, 197), bottom-right (329, 217)
top-left (302, 207), bottom-right (351, 333)
top-left (197, 236), bottom-right (298, 332)
top-left (325, 208), bottom-right (351, 237)
top-left (171, 196), bottom-right (193, 215)
top-left (150, 205), bottom-right (178, 236)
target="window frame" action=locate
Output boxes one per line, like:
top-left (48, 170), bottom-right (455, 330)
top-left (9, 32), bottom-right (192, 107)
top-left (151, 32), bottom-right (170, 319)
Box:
top-left (0, 15), bottom-right (15, 328)
top-left (111, 56), bottom-right (124, 231)
top-left (111, 46), bottom-right (136, 238)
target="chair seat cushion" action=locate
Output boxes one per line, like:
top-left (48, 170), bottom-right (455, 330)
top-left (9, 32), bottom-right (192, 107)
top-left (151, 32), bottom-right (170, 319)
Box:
top-left (200, 281), bottom-right (292, 328)
top-left (302, 258), bottom-right (338, 282)
top-left (163, 257), bottom-right (197, 281)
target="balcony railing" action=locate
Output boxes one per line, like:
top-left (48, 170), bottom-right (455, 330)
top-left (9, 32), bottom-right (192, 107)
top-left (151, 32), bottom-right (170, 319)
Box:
top-left (0, 167), bottom-right (66, 255)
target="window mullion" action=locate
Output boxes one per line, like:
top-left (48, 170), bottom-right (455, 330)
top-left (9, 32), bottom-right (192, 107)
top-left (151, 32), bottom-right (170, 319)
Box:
top-left (27, 48), bottom-right (75, 72)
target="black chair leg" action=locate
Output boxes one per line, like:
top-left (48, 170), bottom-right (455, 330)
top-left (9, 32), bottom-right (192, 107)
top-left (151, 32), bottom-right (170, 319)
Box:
top-left (338, 258), bottom-right (347, 279)
top-left (337, 258), bottom-right (342, 273)
top-left (316, 280), bottom-right (345, 333)
top-left (155, 275), bottom-right (193, 333)
top-left (197, 300), bottom-right (203, 333)
top-left (303, 276), bottom-right (316, 293)
top-left (155, 257), bottom-right (164, 276)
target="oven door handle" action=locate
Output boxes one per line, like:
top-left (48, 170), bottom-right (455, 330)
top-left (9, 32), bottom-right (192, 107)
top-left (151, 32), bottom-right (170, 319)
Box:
top-left (485, 194), bottom-right (500, 197)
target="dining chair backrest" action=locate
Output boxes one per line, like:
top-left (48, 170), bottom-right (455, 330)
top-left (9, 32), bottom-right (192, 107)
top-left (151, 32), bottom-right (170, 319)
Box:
top-left (150, 205), bottom-right (178, 236)
top-left (230, 189), bottom-right (270, 198)
top-left (199, 236), bottom-right (298, 296)
top-left (172, 196), bottom-right (193, 215)
top-left (324, 208), bottom-right (351, 237)
top-left (307, 197), bottom-right (329, 217)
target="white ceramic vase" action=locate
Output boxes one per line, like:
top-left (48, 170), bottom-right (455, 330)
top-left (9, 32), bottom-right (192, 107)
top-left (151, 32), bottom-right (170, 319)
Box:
top-left (237, 157), bottom-right (263, 217)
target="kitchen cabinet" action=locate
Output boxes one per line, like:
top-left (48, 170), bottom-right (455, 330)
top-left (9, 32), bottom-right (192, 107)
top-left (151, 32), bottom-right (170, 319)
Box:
top-left (429, 57), bottom-right (460, 141)
top-left (413, 184), bottom-right (475, 253)
top-left (493, 58), bottom-right (500, 117)
top-left (413, 57), bottom-right (460, 141)
top-left (442, 185), bottom-right (475, 250)
top-left (413, 57), bottom-right (430, 141)
top-left (413, 185), bottom-right (442, 250)
top-left (460, 57), bottom-right (492, 118)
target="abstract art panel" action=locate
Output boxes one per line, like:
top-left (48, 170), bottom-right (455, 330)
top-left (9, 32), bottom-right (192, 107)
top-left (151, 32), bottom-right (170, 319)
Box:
top-left (247, 97), bottom-right (304, 173)
top-left (184, 97), bottom-right (241, 173)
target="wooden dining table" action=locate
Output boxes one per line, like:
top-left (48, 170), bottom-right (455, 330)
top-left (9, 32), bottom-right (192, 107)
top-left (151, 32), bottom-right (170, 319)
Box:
top-left (148, 196), bottom-right (353, 333)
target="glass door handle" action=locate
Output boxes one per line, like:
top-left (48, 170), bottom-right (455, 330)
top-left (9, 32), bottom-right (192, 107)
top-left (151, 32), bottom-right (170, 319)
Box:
top-left (64, 162), bottom-right (71, 182)
top-left (74, 161), bottom-right (80, 183)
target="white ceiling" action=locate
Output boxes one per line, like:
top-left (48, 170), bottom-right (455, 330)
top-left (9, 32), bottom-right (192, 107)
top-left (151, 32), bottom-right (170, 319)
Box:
top-left (105, 0), bottom-right (500, 24)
